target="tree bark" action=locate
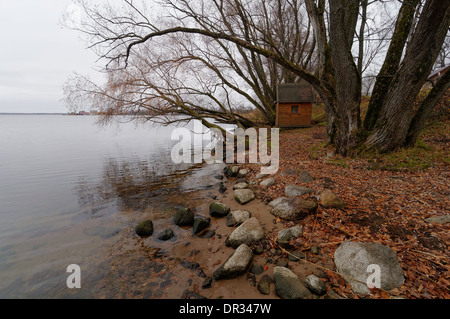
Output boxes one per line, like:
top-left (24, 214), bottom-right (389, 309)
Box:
top-left (364, 0), bottom-right (420, 132)
top-left (328, 0), bottom-right (362, 155)
top-left (405, 70), bottom-right (450, 147)
top-left (365, 0), bottom-right (450, 152)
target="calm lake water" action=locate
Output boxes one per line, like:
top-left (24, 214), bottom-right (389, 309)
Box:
top-left (0, 115), bottom-right (226, 298)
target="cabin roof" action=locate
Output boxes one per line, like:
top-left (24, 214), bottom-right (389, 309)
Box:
top-left (277, 82), bottom-right (314, 103)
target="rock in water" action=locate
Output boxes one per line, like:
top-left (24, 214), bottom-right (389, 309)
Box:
top-left (192, 215), bottom-right (211, 235)
top-left (172, 207), bottom-right (194, 226)
top-left (270, 197), bottom-right (318, 220)
top-left (277, 225), bottom-right (303, 248)
top-left (135, 220), bottom-right (154, 237)
top-left (285, 185), bottom-right (314, 197)
top-left (319, 189), bottom-right (346, 209)
top-left (209, 202), bottom-right (230, 217)
top-left (227, 217), bottom-right (265, 248)
top-left (157, 228), bottom-right (175, 241)
top-left (334, 241), bottom-right (405, 295)
top-left (273, 267), bottom-right (313, 299)
top-left (213, 244), bottom-right (253, 280)
top-left (226, 210), bottom-right (251, 227)
top-left (234, 189), bottom-right (255, 205)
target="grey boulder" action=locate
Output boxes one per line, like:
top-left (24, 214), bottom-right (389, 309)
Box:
top-left (213, 244), bottom-right (253, 280)
top-left (334, 241), bottom-right (405, 295)
top-left (234, 189), bottom-right (255, 205)
top-left (227, 217), bottom-right (265, 248)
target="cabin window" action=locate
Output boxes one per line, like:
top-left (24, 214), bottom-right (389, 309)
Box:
top-left (291, 105), bottom-right (299, 113)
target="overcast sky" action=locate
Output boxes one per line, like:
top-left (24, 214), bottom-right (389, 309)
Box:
top-left (0, 0), bottom-right (101, 113)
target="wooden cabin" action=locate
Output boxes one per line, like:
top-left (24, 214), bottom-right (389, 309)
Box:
top-left (275, 82), bottom-right (314, 128)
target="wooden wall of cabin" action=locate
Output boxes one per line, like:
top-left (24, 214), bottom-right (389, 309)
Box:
top-left (276, 103), bottom-right (312, 127)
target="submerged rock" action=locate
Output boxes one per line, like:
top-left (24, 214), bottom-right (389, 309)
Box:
top-left (227, 217), bottom-right (265, 248)
top-left (334, 241), bottom-right (405, 295)
top-left (234, 189), bottom-right (255, 205)
top-left (157, 228), bottom-right (175, 241)
top-left (213, 244), bottom-right (253, 280)
top-left (135, 220), bottom-right (154, 237)
top-left (273, 266), bottom-right (313, 299)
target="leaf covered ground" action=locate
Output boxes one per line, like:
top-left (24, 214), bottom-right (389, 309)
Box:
top-left (244, 120), bottom-right (449, 299)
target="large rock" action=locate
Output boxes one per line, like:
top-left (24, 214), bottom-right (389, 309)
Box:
top-left (209, 202), bottom-right (230, 217)
top-left (334, 241), bottom-right (405, 295)
top-left (319, 189), bottom-right (346, 209)
top-left (270, 197), bottom-right (318, 220)
top-left (192, 215), bottom-right (211, 235)
top-left (227, 217), bottom-right (265, 248)
top-left (277, 225), bottom-right (303, 248)
top-left (213, 244), bottom-right (253, 280)
top-left (226, 210), bottom-right (251, 227)
top-left (234, 189), bottom-right (255, 205)
top-left (260, 178), bottom-right (275, 187)
top-left (224, 165), bottom-right (240, 177)
top-left (172, 207), bottom-right (194, 226)
top-left (273, 266), bottom-right (313, 299)
top-left (285, 185), bottom-right (314, 197)
top-left (135, 220), bottom-right (154, 237)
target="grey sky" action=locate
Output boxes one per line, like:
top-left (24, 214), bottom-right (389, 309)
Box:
top-left (0, 0), bottom-right (100, 113)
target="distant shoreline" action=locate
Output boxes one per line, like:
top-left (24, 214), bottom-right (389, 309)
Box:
top-left (0, 113), bottom-right (66, 115)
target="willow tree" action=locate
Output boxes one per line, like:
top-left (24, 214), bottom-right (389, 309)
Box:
top-left (66, 0), bottom-right (449, 154)
top-left (64, 0), bottom-right (316, 131)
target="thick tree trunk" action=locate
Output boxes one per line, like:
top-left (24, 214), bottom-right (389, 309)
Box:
top-left (328, 0), bottom-right (362, 155)
top-left (365, 0), bottom-right (450, 152)
top-left (405, 70), bottom-right (450, 147)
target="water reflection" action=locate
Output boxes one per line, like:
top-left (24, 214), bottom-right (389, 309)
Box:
top-left (75, 155), bottom-right (210, 212)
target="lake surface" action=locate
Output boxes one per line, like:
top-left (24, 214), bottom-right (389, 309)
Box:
top-left (0, 115), bottom-right (226, 298)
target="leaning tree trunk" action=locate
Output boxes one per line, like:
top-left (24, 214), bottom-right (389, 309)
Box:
top-left (365, 0), bottom-right (450, 152)
top-left (405, 70), bottom-right (450, 147)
